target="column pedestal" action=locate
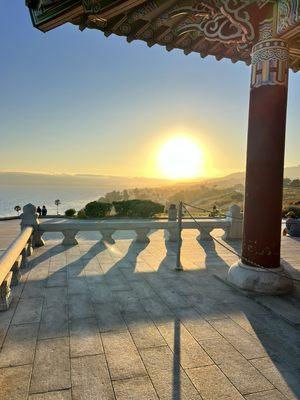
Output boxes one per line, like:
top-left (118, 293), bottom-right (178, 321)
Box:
top-left (228, 261), bottom-right (292, 294)
top-left (228, 38), bottom-right (293, 294)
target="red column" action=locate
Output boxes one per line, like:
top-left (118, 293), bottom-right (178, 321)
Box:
top-left (242, 39), bottom-right (289, 269)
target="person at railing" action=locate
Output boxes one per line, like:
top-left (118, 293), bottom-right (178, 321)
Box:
top-left (209, 205), bottom-right (220, 218)
top-left (41, 205), bottom-right (47, 217)
top-left (37, 206), bottom-right (42, 217)
top-left (283, 212), bottom-right (300, 237)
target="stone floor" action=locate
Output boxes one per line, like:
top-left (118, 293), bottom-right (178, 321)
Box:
top-left (0, 228), bottom-right (299, 400)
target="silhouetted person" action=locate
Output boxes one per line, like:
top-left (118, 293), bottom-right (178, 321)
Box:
top-left (283, 212), bottom-right (300, 237)
top-left (41, 205), bottom-right (47, 217)
top-left (37, 206), bottom-right (42, 217)
top-left (209, 205), bottom-right (220, 218)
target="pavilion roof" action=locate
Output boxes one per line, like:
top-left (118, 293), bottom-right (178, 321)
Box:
top-left (27, 0), bottom-right (300, 71)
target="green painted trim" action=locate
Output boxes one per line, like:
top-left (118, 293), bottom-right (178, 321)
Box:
top-left (29, 0), bottom-right (81, 26)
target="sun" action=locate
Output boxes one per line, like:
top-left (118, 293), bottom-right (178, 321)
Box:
top-left (157, 136), bottom-right (204, 179)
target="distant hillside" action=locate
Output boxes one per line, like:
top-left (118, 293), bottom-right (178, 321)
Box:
top-left (98, 166), bottom-right (300, 213)
top-left (0, 165), bottom-right (298, 187)
top-left (0, 172), bottom-right (171, 188)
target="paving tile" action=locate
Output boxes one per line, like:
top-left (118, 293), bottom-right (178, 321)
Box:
top-left (210, 318), bottom-right (267, 359)
top-left (175, 307), bottom-right (221, 340)
top-left (43, 287), bottom-right (68, 308)
top-left (155, 287), bottom-right (191, 308)
top-left (128, 279), bottom-right (156, 298)
top-left (140, 346), bottom-right (174, 373)
top-left (199, 337), bottom-right (243, 364)
top-left (140, 297), bottom-right (174, 321)
top-left (39, 303), bottom-right (68, 339)
top-left (187, 365), bottom-right (244, 400)
top-left (199, 337), bottom-right (273, 395)
top-left (68, 277), bottom-right (89, 295)
top-left (70, 317), bottom-right (103, 357)
top-left (71, 354), bottom-right (114, 400)
top-left (30, 337), bottom-right (71, 394)
top-left (0, 323), bottom-right (39, 367)
top-left (129, 320), bottom-right (166, 349)
top-left (69, 293), bottom-right (95, 320)
top-left (94, 302), bottom-right (126, 332)
top-left (117, 297), bottom-right (166, 349)
top-left (0, 365), bottom-right (32, 400)
top-left (29, 390), bottom-right (72, 400)
top-left (245, 389), bottom-right (288, 400)
top-left (47, 271), bottom-right (67, 287)
top-left (0, 305), bottom-right (15, 348)
top-left (149, 369), bottom-right (202, 400)
top-left (157, 320), bottom-right (213, 368)
top-left (218, 354), bottom-right (273, 395)
top-left (113, 376), bottom-right (158, 400)
top-left (250, 357), bottom-right (300, 400)
top-left (102, 330), bottom-right (146, 380)
top-left (12, 298), bottom-right (43, 325)
top-left (255, 296), bottom-right (300, 326)
top-left (21, 280), bottom-right (46, 298)
top-left (89, 283), bottom-right (114, 303)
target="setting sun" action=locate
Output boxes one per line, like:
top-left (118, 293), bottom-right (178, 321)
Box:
top-left (157, 136), bottom-right (204, 179)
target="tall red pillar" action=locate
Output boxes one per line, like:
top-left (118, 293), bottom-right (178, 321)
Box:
top-left (242, 39), bottom-right (289, 269)
top-left (228, 37), bottom-right (293, 294)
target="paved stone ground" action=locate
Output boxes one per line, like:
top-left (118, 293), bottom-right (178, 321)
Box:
top-left (0, 227), bottom-right (299, 400)
top-left (0, 219), bottom-right (21, 256)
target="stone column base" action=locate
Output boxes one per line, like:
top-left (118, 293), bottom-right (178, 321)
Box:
top-left (227, 261), bottom-right (293, 295)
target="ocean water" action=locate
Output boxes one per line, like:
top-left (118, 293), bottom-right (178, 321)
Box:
top-left (0, 185), bottom-right (108, 217)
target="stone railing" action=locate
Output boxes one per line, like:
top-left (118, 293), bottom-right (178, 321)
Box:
top-left (0, 227), bottom-right (33, 310)
top-left (0, 204), bottom-right (45, 311)
top-left (35, 204), bottom-right (243, 245)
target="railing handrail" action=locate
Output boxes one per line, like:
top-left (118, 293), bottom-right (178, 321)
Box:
top-left (0, 227), bottom-right (33, 286)
top-left (39, 218), bottom-right (230, 231)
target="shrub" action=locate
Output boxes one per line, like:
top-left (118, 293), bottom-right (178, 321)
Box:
top-left (84, 201), bottom-right (112, 218)
top-left (113, 199), bottom-right (164, 218)
top-left (77, 209), bottom-right (86, 219)
top-left (65, 208), bottom-right (76, 217)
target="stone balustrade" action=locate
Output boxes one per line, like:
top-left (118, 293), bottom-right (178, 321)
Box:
top-left (0, 204), bottom-right (45, 311)
top-left (35, 204), bottom-right (242, 245)
top-left (0, 227), bottom-right (33, 311)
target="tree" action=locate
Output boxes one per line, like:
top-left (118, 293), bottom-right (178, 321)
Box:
top-left (123, 189), bottom-right (129, 200)
top-left (14, 205), bottom-right (21, 216)
top-left (65, 208), bottom-right (76, 217)
top-left (54, 199), bottom-right (61, 215)
top-left (84, 201), bottom-right (112, 218)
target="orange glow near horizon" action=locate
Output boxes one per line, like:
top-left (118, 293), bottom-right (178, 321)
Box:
top-left (157, 136), bottom-right (204, 179)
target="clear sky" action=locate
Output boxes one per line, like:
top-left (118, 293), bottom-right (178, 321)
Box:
top-left (0, 1), bottom-right (299, 179)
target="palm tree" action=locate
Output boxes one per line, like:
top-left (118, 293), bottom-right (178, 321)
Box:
top-left (14, 205), bottom-right (21, 216)
top-left (54, 199), bottom-right (61, 215)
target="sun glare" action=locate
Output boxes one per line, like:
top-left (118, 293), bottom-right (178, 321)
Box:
top-left (158, 136), bottom-right (204, 179)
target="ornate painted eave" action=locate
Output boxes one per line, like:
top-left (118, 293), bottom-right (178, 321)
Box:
top-left (26, 0), bottom-right (300, 71)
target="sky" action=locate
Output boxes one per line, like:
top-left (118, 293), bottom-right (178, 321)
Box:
top-left (0, 1), bottom-right (300, 179)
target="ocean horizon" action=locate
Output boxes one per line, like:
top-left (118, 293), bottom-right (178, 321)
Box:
top-left (0, 184), bottom-right (111, 217)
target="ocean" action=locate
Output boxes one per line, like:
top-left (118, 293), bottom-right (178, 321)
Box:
top-left (0, 185), bottom-right (108, 217)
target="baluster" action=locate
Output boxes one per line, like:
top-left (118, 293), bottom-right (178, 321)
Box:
top-left (135, 228), bottom-right (150, 243)
top-left (197, 227), bottom-right (213, 241)
top-left (11, 255), bottom-right (22, 286)
top-left (0, 271), bottom-right (12, 311)
top-left (62, 230), bottom-right (79, 245)
top-left (167, 227), bottom-right (178, 242)
top-left (20, 248), bottom-right (29, 269)
top-left (100, 229), bottom-right (115, 244)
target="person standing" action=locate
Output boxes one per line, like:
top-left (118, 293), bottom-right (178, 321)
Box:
top-left (41, 205), bottom-right (47, 216)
